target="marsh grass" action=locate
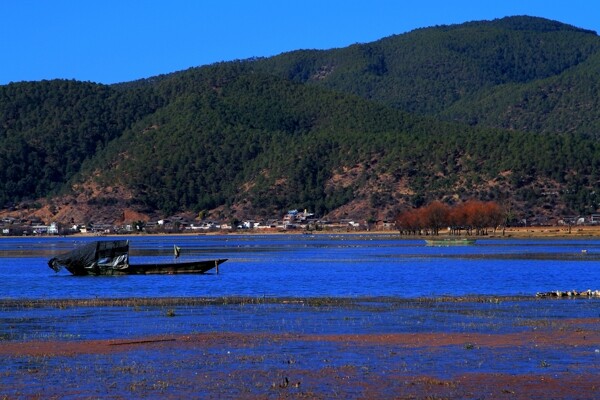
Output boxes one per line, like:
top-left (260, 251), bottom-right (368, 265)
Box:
top-left (0, 295), bottom-right (539, 312)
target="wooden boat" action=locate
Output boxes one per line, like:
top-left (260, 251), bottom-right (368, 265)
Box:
top-left (48, 240), bottom-right (227, 276)
top-left (424, 238), bottom-right (476, 246)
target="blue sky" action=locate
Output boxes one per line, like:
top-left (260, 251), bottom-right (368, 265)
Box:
top-left (2, 0), bottom-right (599, 85)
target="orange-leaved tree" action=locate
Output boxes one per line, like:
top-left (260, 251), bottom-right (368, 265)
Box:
top-left (396, 200), bottom-right (504, 236)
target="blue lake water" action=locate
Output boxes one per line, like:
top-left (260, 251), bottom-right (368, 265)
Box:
top-left (1, 234), bottom-right (599, 299)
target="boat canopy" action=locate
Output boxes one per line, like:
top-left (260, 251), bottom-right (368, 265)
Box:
top-left (48, 240), bottom-right (129, 273)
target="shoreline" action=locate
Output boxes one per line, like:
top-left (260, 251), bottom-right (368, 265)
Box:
top-left (3, 225), bottom-right (600, 239)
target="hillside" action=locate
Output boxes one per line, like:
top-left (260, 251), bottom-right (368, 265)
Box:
top-left (441, 50), bottom-right (600, 134)
top-left (2, 16), bottom-right (600, 228)
top-left (0, 80), bottom-right (163, 206)
top-left (253, 16), bottom-right (600, 119)
top-left (82, 67), bottom-right (600, 222)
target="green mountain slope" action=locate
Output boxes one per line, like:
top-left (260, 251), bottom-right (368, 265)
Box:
top-left (0, 80), bottom-right (163, 206)
top-left (81, 69), bottom-right (414, 217)
top-left (253, 16), bottom-right (600, 116)
top-left (442, 51), bottom-right (600, 134)
top-left (80, 66), bottom-right (600, 222)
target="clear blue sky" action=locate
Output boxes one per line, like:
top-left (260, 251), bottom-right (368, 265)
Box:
top-left (2, 0), bottom-right (598, 85)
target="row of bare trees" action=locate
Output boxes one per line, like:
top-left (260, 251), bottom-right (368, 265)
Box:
top-left (395, 200), bottom-right (504, 236)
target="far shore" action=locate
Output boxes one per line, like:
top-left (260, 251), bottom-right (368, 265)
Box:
top-left (4, 225), bottom-right (600, 239)
top-left (3, 225), bottom-right (600, 239)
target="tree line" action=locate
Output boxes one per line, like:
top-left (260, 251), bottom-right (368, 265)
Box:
top-left (395, 200), bottom-right (505, 236)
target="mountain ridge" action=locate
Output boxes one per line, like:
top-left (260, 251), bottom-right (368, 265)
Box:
top-left (2, 16), bottom-right (600, 228)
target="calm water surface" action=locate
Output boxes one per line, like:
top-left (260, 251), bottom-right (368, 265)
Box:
top-left (1, 234), bottom-right (599, 299)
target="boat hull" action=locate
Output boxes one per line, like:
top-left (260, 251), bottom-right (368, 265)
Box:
top-left (49, 240), bottom-right (227, 276)
top-left (92, 259), bottom-right (228, 276)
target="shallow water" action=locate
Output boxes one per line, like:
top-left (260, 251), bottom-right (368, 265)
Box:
top-left (2, 297), bottom-right (599, 399)
top-left (1, 234), bottom-right (600, 299)
top-left (3, 297), bottom-right (599, 342)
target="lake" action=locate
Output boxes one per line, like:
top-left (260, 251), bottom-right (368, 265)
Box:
top-left (1, 234), bottom-right (599, 300)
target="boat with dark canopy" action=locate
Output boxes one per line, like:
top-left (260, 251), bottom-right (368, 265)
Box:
top-left (48, 240), bottom-right (227, 276)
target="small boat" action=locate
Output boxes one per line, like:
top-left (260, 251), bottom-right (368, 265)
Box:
top-left (424, 238), bottom-right (476, 246)
top-left (48, 240), bottom-right (227, 276)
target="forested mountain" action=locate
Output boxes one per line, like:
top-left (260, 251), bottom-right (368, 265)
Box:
top-left (1, 16), bottom-right (600, 226)
top-left (441, 50), bottom-right (600, 134)
top-left (253, 16), bottom-right (600, 119)
top-left (0, 80), bottom-right (163, 205)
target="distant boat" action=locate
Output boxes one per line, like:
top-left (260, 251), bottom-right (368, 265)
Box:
top-left (48, 240), bottom-right (227, 276)
top-left (424, 238), bottom-right (476, 246)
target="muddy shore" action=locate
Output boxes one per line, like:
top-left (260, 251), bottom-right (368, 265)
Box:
top-left (1, 296), bottom-right (599, 398)
top-left (5, 224), bottom-right (600, 241)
